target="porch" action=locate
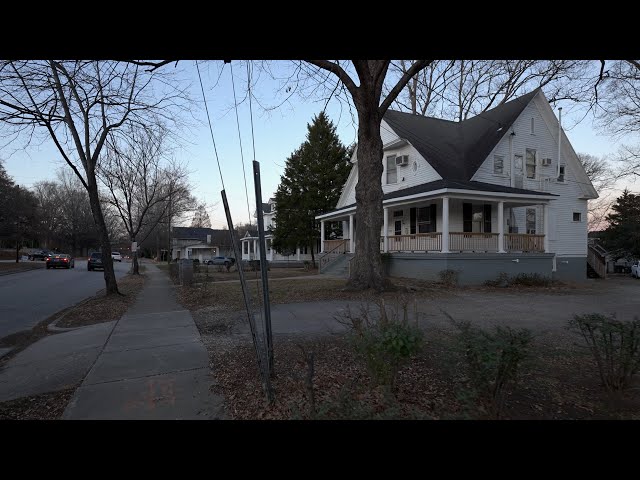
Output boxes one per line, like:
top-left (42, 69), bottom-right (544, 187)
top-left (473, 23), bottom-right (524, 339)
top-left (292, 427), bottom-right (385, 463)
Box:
top-left (317, 189), bottom-right (556, 256)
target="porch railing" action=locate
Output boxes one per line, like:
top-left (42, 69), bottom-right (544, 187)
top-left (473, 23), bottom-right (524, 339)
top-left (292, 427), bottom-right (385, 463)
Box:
top-left (450, 232), bottom-right (498, 252)
top-left (320, 239), bottom-right (350, 272)
top-left (323, 239), bottom-right (349, 254)
top-left (381, 233), bottom-right (442, 252)
top-left (505, 234), bottom-right (545, 252)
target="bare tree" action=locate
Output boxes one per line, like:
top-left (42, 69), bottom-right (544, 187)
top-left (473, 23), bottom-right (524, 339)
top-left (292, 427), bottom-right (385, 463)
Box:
top-left (577, 152), bottom-right (617, 231)
top-left (99, 123), bottom-right (191, 274)
top-left (390, 60), bottom-right (590, 119)
top-left (0, 60), bottom-right (188, 293)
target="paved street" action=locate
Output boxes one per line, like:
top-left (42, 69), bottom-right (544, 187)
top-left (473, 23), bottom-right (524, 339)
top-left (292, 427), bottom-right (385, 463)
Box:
top-left (0, 260), bottom-right (129, 339)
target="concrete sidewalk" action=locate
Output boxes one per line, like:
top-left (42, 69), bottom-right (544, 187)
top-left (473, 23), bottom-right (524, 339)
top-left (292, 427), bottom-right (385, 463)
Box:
top-left (62, 264), bottom-right (225, 419)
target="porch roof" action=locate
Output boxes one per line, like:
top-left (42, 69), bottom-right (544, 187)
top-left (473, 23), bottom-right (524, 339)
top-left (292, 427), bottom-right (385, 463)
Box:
top-left (316, 179), bottom-right (557, 220)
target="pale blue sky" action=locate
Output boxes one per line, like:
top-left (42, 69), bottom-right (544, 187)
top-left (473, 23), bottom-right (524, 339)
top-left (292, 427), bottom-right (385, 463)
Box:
top-left (1, 60), bottom-right (637, 229)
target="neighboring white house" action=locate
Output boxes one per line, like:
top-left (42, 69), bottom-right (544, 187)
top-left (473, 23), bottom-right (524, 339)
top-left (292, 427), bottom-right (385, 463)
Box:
top-left (171, 227), bottom-right (235, 262)
top-left (240, 198), bottom-right (317, 263)
top-left (315, 89), bottom-right (599, 284)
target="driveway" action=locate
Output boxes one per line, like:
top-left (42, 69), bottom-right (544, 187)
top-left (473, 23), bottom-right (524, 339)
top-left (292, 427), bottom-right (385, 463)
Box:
top-left (0, 260), bottom-right (129, 339)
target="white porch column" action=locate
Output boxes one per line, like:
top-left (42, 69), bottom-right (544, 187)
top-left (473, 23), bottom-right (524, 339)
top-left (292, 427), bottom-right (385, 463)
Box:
top-left (320, 221), bottom-right (325, 253)
top-left (383, 207), bottom-right (389, 253)
top-left (441, 197), bottom-right (450, 253)
top-left (498, 201), bottom-right (506, 253)
top-left (297, 246), bottom-right (300, 260)
top-left (349, 214), bottom-right (354, 253)
top-left (253, 239), bottom-right (257, 260)
top-left (543, 204), bottom-right (549, 253)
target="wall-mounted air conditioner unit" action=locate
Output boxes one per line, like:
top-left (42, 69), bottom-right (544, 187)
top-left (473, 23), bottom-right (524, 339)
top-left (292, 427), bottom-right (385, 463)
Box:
top-left (541, 158), bottom-right (552, 166)
top-left (395, 155), bottom-right (409, 166)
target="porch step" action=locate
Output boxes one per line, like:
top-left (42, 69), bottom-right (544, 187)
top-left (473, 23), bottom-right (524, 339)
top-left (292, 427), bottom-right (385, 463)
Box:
top-left (321, 253), bottom-right (353, 278)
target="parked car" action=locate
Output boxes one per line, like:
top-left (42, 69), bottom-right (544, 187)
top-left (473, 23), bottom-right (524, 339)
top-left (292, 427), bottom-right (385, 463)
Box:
top-left (111, 251), bottom-right (122, 262)
top-left (204, 256), bottom-right (235, 267)
top-left (87, 252), bottom-right (104, 271)
top-left (29, 250), bottom-right (52, 261)
top-left (631, 261), bottom-right (640, 279)
top-left (46, 253), bottom-right (75, 269)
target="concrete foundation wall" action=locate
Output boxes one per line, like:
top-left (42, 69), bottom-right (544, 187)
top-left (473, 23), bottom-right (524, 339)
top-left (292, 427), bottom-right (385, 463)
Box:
top-left (552, 256), bottom-right (587, 283)
top-left (387, 253), bottom-right (556, 286)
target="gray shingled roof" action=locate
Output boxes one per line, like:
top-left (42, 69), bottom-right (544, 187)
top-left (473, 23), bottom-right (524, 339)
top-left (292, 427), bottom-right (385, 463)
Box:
top-left (383, 89), bottom-right (540, 181)
top-left (323, 179), bottom-right (556, 216)
top-left (172, 227), bottom-right (236, 245)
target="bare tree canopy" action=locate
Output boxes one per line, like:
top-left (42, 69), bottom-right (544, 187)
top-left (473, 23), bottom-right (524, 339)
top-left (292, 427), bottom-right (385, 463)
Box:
top-left (99, 122), bottom-right (192, 274)
top-left (0, 60), bottom-right (190, 293)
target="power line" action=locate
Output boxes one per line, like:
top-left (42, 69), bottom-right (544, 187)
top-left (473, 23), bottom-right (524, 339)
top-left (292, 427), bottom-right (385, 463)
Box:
top-left (195, 60), bottom-right (225, 191)
top-left (230, 61), bottom-right (253, 227)
top-left (247, 61), bottom-right (257, 163)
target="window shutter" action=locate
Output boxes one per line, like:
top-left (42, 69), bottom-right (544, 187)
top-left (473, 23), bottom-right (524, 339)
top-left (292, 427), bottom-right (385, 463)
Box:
top-left (410, 207), bottom-right (416, 234)
top-left (463, 203), bottom-right (472, 232)
top-left (484, 204), bottom-right (492, 233)
top-left (430, 204), bottom-right (437, 232)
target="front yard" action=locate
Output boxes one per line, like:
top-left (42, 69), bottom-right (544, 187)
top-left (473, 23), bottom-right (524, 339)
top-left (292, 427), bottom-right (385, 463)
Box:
top-left (171, 270), bottom-right (640, 420)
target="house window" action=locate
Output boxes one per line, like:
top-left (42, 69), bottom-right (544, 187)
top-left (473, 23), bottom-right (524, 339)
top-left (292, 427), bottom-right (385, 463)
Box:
top-left (386, 155), bottom-right (397, 184)
top-left (393, 210), bottom-right (403, 218)
top-left (394, 220), bottom-right (402, 236)
top-left (526, 148), bottom-right (536, 179)
top-left (494, 155), bottom-right (504, 175)
top-left (558, 165), bottom-right (566, 183)
top-left (526, 208), bottom-right (536, 234)
top-left (531, 118), bottom-right (535, 134)
top-left (573, 212), bottom-right (582, 222)
top-left (463, 203), bottom-right (491, 233)
top-left (417, 206), bottom-right (437, 233)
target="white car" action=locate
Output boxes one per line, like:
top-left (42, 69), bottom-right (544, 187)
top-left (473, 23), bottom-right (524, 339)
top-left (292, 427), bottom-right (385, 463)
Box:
top-left (631, 261), bottom-right (640, 279)
top-left (111, 252), bottom-right (122, 262)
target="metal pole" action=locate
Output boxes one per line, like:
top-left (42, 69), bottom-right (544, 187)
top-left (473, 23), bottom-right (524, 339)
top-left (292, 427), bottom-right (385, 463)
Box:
top-left (221, 189), bottom-right (273, 402)
top-left (252, 161), bottom-right (274, 377)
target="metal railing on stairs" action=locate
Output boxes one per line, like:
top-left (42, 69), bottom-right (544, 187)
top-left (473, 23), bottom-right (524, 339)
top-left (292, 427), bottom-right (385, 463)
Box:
top-left (319, 239), bottom-right (349, 273)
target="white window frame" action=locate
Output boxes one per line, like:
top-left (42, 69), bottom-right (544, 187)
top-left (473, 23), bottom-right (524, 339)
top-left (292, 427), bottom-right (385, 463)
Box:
top-left (493, 155), bottom-right (504, 175)
top-left (558, 164), bottom-right (566, 183)
top-left (386, 155), bottom-right (398, 185)
top-left (525, 148), bottom-right (536, 179)
top-left (526, 208), bottom-right (536, 234)
top-left (531, 117), bottom-right (535, 135)
top-left (572, 212), bottom-right (582, 222)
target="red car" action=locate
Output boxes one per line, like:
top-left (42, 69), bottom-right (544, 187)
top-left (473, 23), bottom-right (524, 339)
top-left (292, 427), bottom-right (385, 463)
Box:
top-left (46, 254), bottom-right (75, 269)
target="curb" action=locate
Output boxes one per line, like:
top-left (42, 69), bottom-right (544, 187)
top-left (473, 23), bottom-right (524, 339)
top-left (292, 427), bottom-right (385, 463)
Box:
top-left (47, 297), bottom-right (95, 332)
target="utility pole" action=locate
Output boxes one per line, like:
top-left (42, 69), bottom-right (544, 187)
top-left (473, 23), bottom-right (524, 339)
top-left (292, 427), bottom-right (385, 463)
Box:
top-left (167, 189), bottom-right (172, 264)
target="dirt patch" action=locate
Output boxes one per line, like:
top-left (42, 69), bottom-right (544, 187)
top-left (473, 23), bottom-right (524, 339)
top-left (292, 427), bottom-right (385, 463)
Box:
top-left (0, 387), bottom-right (76, 420)
top-left (203, 326), bottom-right (640, 420)
top-left (192, 266), bottom-right (318, 283)
top-left (55, 274), bottom-right (145, 328)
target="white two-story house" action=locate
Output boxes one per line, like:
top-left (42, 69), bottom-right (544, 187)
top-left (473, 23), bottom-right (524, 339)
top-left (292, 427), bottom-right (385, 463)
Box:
top-left (240, 198), bottom-right (317, 263)
top-left (315, 89), bottom-right (598, 284)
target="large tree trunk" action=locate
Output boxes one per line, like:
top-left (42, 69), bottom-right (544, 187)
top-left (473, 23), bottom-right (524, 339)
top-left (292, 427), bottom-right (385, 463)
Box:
top-left (347, 103), bottom-right (385, 291)
top-left (86, 175), bottom-right (119, 294)
top-left (132, 234), bottom-right (140, 275)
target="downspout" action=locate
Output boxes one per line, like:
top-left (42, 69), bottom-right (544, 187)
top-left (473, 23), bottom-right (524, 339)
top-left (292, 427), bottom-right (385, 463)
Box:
top-left (557, 107), bottom-right (562, 178)
top-left (509, 130), bottom-right (515, 188)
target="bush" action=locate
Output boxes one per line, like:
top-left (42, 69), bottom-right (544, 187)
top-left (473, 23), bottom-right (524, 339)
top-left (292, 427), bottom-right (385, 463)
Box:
top-left (484, 272), bottom-right (510, 287)
top-left (438, 269), bottom-right (460, 287)
top-left (338, 299), bottom-right (424, 389)
top-left (510, 273), bottom-right (551, 287)
top-left (452, 317), bottom-right (533, 418)
top-left (568, 313), bottom-right (640, 392)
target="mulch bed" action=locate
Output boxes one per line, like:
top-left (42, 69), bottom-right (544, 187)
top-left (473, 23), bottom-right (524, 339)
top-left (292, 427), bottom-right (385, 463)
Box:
top-left (0, 262), bottom-right (45, 275)
top-left (55, 274), bottom-right (145, 328)
top-left (0, 387), bottom-right (77, 420)
top-left (203, 327), bottom-right (640, 420)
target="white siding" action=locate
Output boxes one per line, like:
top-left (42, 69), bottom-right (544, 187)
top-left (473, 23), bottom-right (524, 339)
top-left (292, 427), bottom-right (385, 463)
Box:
top-left (472, 93), bottom-right (591, 257)
top-left (339, 120), bottom-right (441, 208)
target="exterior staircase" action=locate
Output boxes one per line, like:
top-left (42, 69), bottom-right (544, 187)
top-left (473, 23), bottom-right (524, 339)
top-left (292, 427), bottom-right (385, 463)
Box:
top-left (319, 253), bottom-right (353, 278)
top-left (586, 243), bottom-right (607, 279)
